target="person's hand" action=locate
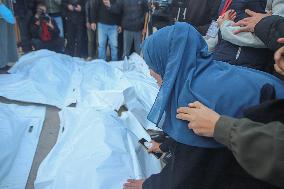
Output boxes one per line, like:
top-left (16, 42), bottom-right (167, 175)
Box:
top-left (233, 9), bottom-right (269, 34)
top-left (117, 26), bottom-right (122, 33)
top-left (123, 179), bottom-right (144, 189)
top-left (147, 141), bottom-right (162, 153)
top-left (35, 20), bottom-right (40, 26)
top-left (217, 10), bottom-right (236, 26)
top-left (150, 69), bottom-right (162, 87)
top-left (91, 23), bottom-right (96, 31)
top-left (103, 0), bottom-right (111, 8)
top-left (75, 5), bottom-right (81, 12)
top-left (176, 101), bottom-right (220, 137)
top-left (67, 4), bottom-right (74, 11)
top-left (47, 20), bottom-right (54, 29)
top-left (274, 38), bottom-right (284, 75)
top-left (86, 22), bottom-right (91, 29)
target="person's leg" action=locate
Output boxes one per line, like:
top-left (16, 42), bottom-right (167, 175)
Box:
top-left (133, 31), bottom-right (142, 55)
top-left (87, 28), bottom-right (95, 58)
top-left (17, 15), bottom-right (32, 53)
top-left (31, 38), bottom-right (45, 50)
top-left (108, 25), bottom-right (118, 61)
top-left (74, 21), bottom-right (83, 57)
top-left (123, 30), bottom-right (133, 57)
top-left (65, 19), bottom-right (75, 56)
top-left (0, 21), bottom-right (8, 68)
top-left (52, 16), bottom-right (64, 37)
top-left (97, 23), bottom-right (107, 60)
top-left (49, 37), bottom-right (65, 53)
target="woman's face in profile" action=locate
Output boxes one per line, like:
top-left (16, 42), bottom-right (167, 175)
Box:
top-left (150, 69), bottom-right (162, 87)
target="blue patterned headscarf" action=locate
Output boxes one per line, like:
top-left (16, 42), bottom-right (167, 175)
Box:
top-left (143, 22), bottom-right (284, 148)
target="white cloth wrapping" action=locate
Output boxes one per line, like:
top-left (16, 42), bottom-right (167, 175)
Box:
top-left (0, 103), bottom-right (45, 189)
top-left (0, 50), bottom-right (82, 108)
top-left (34, 108), bottom-right (161, 189)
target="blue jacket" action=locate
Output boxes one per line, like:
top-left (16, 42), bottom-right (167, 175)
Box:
top-left (213, 0), bottom-right (274, 73)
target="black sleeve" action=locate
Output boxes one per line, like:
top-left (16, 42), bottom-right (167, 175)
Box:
top-left (85, 0), bottom-right (90, 22)
top-left (255, 15), bottom-right (284, 51)
top-left (195, 0), bottom-right (221, 35)
top-left (89, 0), bottom-right (98, 23)
top-left (159, 138), bottom-right (175, 153)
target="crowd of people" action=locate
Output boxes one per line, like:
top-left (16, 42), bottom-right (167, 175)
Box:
top-left (1, 0), bottom-right (284, 189)
top-left (0, 0), bottom-right (149, 68)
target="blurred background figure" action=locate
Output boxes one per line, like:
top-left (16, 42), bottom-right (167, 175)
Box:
top-left (30, 3), bottom-right (64, 53)
top-left (13, 0), bottom-right (35, 54)
top-left (0, 0), bottom-right (18, 69)
top-left (62, 0), bottom-right (85, 57)
top-left (44, 0), bottom-right (64, 37)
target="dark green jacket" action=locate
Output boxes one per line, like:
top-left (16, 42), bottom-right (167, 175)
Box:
top-left (214, 116), bottom-right (284, 188)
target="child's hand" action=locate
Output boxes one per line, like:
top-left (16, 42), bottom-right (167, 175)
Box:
top-left (217, 10), bottom-right (236, 27)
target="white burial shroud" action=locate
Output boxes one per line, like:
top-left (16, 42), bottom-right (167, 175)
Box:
top-left (34, 108), bottom-right (161, 189)
top-left (0, 103), bottom-right (45, 189)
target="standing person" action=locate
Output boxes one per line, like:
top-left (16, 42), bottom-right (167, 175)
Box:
top-left (0, 0), bottom-right (18, 69)
top-left (171, 0), bottom-right (222, 35)
top-left (44, 0), bottom-right (64, 37)
top-left (103, 0), bottom-right (148, 57)
top-left (30, 3), bottom-right (64, 53)
top-left (90, 0), bottom-right (121, 61)
top-left (62, 0), bottom-right (85, 57)
top-left (13, 0), bottom-right (35, 53)
top-left (85, 0), bottom-right (96, 60)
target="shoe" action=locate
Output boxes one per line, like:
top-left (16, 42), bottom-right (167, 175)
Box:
top-left (86, 57), bottom-right (92, 61)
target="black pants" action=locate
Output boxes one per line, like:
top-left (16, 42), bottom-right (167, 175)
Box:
top-left (143, 142), bottom-right (281, 189)
top-left (17, 13), bottom-right (33, 52)
top-left (65, 18), bottom-right (83, 57)
top-left (32, 38), bottom-right (64, 53)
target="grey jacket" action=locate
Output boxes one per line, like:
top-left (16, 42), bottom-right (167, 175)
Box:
top-left (214, 116), bottom-right (284, 188)
top-left (44, 0), bottom-right (62, 14)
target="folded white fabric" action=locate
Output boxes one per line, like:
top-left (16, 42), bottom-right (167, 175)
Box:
top-left (35, 107), bottom-right (161, 189)
top-left (0, 103), bottom-right (45, 189)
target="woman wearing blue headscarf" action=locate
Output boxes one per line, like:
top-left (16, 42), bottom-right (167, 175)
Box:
top-left (123, 22), bottom-right (284, 189)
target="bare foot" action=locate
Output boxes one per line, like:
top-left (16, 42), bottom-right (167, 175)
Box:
top-left (123, 179), bottom-right (144, 189)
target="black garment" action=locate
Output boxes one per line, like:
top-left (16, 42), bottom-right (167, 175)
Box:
top-left (13, 0), bottom-right (36, 52)
top-left (255, 15), bottom-right (284, 52)
top-left (254, 15), bottom-right (284, 79)
top-left (109, 0), bottom-right (148, 31)
top-left (213, 0), bottom-right (275, 73)
top-left (143, 141), bottom-right (281, 189)
top-left (31, 38), bottom-right (64, 53)
top-left (171, 0), bottom-right (221, 35)
top-left (62, 0), bottom-right (85, 21)
top-left (90, 0), bottom-right (120, 25)
top-left (65, 19), bottom-right (83, 56)
top-left (62, 0), bottom-right (85, 56)
top-left (13, 0), bottom-right (36, 17)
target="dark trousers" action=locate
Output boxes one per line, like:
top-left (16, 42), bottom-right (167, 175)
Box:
top-left (32, 38), bottom-right (64, 53)
top-left (17, 13), bottom-right (33, 52)
top-left (65, 18), bottom-right (83, 57)
top-left (143, 142), bottom-right (281, 189)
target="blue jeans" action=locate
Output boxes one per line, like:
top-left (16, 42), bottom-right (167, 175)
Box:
top-left (97, 23), bottom-right (118, 61)
top-left (52, 16), bottom-right (64, 37)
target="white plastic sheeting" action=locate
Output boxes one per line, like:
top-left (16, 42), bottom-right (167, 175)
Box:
top-left (34, 108), bottom-right (161, 189)
top-left (0, 50), bottom-right (82, 108)
top-left (0, 103), bottom-right (45, 189)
